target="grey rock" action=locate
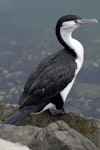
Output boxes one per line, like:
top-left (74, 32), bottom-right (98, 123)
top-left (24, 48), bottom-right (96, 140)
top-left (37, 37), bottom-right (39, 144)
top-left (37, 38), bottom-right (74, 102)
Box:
top-left (1, 104), bottom-right (100, 148)
top-left (33, 121), bottom-right (98, 150)
top-left (0, 121), bottom-right (98, 150)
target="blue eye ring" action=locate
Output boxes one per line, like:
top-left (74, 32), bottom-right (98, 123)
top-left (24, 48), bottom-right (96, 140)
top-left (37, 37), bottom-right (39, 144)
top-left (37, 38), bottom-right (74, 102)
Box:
top-left (74, 19), bottom-right (78, 23)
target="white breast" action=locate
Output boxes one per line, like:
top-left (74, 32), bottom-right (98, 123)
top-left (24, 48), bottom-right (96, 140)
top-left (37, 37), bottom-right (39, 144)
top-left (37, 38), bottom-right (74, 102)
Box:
top-left (71, 38), bottom-right (84, 74)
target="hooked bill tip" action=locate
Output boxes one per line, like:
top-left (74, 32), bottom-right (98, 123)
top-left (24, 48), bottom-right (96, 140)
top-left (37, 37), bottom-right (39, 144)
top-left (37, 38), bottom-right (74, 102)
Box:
top-left (92, 18), bottom-right (98, 23)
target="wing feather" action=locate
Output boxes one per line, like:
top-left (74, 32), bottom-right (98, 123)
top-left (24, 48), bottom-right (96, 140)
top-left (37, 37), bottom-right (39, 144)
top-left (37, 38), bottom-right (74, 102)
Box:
top-left (19, 49), bottom-right (77, 107)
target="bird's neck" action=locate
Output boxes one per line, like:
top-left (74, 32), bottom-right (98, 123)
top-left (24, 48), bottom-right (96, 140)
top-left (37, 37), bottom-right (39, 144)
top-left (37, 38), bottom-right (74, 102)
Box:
top-left (60, 28), bottom-right (84, 73)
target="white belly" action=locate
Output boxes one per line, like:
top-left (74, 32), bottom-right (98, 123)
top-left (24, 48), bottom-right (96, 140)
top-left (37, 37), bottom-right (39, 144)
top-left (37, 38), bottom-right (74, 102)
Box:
top-left (60, 77), bottom-right (75, 102)
top-left (60, 51), bottom-right (84, 103)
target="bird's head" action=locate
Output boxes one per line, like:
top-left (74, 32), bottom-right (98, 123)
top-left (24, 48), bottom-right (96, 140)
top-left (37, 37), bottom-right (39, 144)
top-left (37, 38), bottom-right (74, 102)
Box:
top-left (56, 15), bottom-right (97, 31)
top-left (56, 15), bottom-right (97, 48)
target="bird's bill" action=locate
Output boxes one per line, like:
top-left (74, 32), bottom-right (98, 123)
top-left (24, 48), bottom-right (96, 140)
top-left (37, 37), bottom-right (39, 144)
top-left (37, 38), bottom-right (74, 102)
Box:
top-left (80, 18), bottom-right (98, 25)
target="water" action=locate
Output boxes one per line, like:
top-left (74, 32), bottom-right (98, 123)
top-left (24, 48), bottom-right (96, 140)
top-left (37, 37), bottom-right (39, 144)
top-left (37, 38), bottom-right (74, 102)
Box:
top-left (0, 0), bottom-right (100, 119)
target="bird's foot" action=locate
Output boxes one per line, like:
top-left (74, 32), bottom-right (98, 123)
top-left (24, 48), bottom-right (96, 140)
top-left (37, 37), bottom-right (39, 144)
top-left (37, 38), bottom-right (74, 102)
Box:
top-left (49, 107), bottom-right (66, 115)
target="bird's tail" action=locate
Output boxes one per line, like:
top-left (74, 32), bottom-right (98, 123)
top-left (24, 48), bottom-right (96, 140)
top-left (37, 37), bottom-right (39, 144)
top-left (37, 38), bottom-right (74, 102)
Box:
top-left (3, 105), bottom-right (39, 126)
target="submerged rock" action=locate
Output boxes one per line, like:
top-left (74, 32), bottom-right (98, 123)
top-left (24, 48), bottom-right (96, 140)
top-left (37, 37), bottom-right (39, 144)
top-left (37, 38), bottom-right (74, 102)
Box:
top-left (0, 103), bottom-right (100, 149)
top-left (74, 82), bottom-right (100, 99)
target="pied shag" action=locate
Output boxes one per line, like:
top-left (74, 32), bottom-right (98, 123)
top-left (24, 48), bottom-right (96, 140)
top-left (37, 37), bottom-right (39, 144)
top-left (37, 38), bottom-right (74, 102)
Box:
top-left (3, 15), bottom-right (97, 125)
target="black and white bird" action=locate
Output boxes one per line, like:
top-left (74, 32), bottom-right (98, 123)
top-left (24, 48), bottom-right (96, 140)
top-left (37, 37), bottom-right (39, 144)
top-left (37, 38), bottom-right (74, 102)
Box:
top-left (4, 15), bottom-right (97, 125)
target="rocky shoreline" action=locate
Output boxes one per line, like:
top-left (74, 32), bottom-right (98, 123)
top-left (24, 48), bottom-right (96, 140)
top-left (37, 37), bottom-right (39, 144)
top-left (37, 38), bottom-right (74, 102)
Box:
top-left (0, 103), bottom-right (100, 150)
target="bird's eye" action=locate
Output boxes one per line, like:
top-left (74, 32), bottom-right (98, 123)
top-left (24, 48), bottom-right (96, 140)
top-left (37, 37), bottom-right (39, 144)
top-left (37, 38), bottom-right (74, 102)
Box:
top-left (74, 20), bottom-right (77, 23)
top-left (74, 19), bottom-right (81, 23)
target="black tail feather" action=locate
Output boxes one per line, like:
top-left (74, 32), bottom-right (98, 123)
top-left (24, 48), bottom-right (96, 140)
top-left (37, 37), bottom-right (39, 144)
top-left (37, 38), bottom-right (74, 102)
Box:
top-left (3, 105), bottom-right (40, 126)
top-left (3, 108), bottom-right (30, 126)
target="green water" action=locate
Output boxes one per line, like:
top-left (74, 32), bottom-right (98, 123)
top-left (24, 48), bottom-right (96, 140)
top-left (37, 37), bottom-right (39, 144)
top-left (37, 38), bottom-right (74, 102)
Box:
top-left (0, 0), bottom-right (100, 119)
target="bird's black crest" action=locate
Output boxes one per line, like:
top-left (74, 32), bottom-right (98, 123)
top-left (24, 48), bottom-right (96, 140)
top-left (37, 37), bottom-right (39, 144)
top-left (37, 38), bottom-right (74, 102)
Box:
top-left (56, 15), bottom-right (81, 26)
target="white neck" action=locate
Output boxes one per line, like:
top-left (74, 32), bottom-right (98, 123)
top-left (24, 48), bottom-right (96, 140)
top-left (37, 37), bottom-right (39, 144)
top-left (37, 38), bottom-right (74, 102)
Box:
top-left (60, 27), bottom-right (84, 74)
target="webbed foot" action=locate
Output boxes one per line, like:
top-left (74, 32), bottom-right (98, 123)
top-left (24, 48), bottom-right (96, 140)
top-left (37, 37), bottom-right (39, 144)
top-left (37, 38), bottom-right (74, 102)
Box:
top-left (49, 107), bottom-right (66, 115)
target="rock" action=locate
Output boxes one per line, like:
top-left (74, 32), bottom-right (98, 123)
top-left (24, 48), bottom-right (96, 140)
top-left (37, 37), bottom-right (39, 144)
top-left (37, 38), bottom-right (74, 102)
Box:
top-left (92, 62), bottom-right (99, 68)
top-left (0, 103), bottom-right (100, 149)
top-left (0, 121), bottom-right (98, 150)
top-left (0, 138), bottom-right (31, 150)
top-left (34, 121), bottom-right (98, 150)
top-left (92, 39), bottom-right (100, 44)
top-left (0, 104), bottom-right (18, 121)
top-left (0, 95), bottom-right (4, 101)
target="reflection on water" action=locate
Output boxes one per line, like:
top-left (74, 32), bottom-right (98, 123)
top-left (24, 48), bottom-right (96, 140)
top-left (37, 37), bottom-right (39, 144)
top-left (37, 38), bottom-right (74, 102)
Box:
top-left (0, 0), bottom-right (100, 119)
